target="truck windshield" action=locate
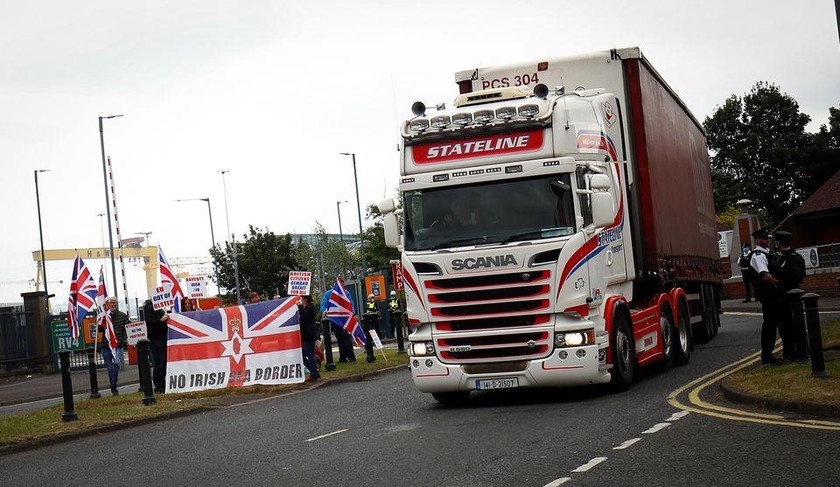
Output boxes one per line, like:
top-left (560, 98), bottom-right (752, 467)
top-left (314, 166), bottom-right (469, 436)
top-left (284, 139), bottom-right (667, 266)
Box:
top-left (403, 174), bottom-right (576, 251)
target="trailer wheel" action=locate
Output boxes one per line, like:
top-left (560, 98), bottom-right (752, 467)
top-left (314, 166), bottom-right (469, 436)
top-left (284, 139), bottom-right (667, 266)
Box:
top-left (673, 299), bottom-right (691, 366)
top-left (692, 285), bottom-right (713, 344)
top-left (610, 313), bottom-right (635, 391)
top-left (432, 391), bottom-right (470, 404)
top-left (660, 304), bottom-right (676, 368)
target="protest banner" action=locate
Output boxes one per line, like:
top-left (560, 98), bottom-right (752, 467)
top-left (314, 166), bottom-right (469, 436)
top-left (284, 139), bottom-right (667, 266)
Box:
top-left (185, 276), bottom-right (208, 298)
top-left (152, 286), bottom-right (174, 310)
top-left (165, 298), bottom-right (304, 393)
top-left (287, 271), bottom-right (312, 296)
top-left (368, 329), bottom-right (388, 362)
top-left (125, 321), bottom-right (148, 346)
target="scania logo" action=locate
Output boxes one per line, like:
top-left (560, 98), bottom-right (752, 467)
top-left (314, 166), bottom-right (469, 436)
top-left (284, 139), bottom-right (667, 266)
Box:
top-left (527, 340), bottom-right (536, 349)
top-left (450, 254), bottom-right (518, 271)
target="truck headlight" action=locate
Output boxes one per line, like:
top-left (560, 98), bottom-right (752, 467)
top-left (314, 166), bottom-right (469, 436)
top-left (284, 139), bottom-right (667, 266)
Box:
top-left (411, 342), bottom-right (435, 356)
top-left (555, 330), bottom-right (595, 347)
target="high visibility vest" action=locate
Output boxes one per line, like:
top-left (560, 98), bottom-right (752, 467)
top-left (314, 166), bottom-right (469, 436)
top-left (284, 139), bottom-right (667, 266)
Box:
top-left (366, 301), bottom-right (377, 313)
top-left (388, 298), bottom-right (399, 311)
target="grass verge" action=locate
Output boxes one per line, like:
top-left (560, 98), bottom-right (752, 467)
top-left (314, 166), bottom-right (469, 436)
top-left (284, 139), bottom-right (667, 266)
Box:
top-left (0, 348), bottom-right (408, 450)
top-left (725, 318), bottom-right (840, 408)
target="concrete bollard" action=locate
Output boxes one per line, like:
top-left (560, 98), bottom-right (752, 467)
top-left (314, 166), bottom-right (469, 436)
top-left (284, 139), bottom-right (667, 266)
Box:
top-left (136, 339), bottom-right (157, 405)
top-left (802, 293), bottom-right (829, 378)
top-left (86, 347), bottom-right (101, 399)
top-left (321, 318), bottom-right (336, 371)
top-left (58, 350), bottom-right (78, 422)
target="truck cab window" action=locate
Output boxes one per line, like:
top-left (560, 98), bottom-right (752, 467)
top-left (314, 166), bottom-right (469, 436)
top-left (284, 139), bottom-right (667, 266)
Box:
top-left (576, 167), bottom-right (594, 227)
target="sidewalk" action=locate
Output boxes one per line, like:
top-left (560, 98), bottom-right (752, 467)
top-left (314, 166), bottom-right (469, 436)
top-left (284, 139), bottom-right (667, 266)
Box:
top-left (721, 296), bottom-right (840, 313)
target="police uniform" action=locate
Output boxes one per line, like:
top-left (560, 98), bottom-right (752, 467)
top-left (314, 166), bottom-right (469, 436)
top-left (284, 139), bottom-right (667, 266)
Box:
top-left (365, 295), bottom-right (382, 337)
top-left (388, 292), bottom-right (400, 338)
top-left (771, 231), bottom-right (807, 360)
top-left (748, 228), bottom-right (780, 364)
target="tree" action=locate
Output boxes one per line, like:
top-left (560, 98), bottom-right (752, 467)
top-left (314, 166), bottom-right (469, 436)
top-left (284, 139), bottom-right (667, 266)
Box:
top-left (704, 82), bottom-right (812, 224)
top-left (292, 222), bottom-right (360, 299)
top-left (363, 204), bottom-right (400, 272)
top-left (210, 225), bottom-right (299, 299)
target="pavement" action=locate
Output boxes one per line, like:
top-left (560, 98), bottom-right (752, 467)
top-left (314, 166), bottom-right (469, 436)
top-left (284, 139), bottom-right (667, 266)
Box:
top-left (1, 300), bottom-right (838, 418)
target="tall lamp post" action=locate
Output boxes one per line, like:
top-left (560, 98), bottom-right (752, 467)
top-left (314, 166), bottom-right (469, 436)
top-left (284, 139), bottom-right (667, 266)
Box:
top-left (99, 114), bottom-right (123, 299)
top-left (339, 153), bottom-right (366, 281)
top-left (34, 169), bottom-right (51, 321)
top-left (336, 200), bottom-right (348, 244)
top-left (218, 170), bottom-right (241, 303)
top-left (175, 198), bottom-right (219, 297)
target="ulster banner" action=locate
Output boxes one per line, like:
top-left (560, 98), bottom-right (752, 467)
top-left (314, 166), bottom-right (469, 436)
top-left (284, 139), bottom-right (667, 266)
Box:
top-left (165, 297), bottom-right (304, 393)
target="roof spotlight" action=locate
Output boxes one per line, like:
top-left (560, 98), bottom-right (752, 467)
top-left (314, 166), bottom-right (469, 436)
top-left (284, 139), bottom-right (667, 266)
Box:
top-left (411, 101), bottom-right (426, 117)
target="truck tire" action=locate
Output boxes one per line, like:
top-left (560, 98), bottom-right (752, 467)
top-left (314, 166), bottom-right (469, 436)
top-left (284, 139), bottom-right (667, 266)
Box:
top-left (673, 299), bottom-right (691, 366)
top-left (660, 304), bottom-right (676, 368)
top-left (692, 285), bottom-right (713, 344)
top-left (432, 391), bottom-right (470, 404)
top-left (610, 312), bottom-right (635, 391)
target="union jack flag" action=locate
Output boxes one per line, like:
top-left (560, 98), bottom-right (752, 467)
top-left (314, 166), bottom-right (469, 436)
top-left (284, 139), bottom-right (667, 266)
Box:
top-left (96, 266), bottom-right (118, 355)
top-left (324, 277), bottom-right (366, 346)
top-left (67, 252), bottom-right (97, 340)
top-left (165, 297), bottom-right (303, 393)
top-left (159, 246), bottom-right (184, 312)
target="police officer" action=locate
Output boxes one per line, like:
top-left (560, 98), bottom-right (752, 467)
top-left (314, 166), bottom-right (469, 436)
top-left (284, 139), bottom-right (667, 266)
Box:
top-left (738, 243), bottom-right (753, 303)
top-left (388, 290), bottom-right (400, 338)
top-left (748, 228), bottom-right (781, 365)
top-left (771, 230), bottom-right (807, 361)
top-left (365, 293), bottom-right (382, 337)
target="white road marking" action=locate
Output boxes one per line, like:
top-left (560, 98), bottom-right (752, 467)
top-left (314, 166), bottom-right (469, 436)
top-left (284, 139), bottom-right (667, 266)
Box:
top-left (642, 422), bottom-right (671, 434)
top-left (542, 478), bottom-right (571, 486)
top-left (613, 438), bottom-right (642, 450)
top-left (305, 429), bottom-right (348, 442)
top-left (667, 411), bottom-right (691, 422)
top-left (572, 457), bottom-right (608, 472)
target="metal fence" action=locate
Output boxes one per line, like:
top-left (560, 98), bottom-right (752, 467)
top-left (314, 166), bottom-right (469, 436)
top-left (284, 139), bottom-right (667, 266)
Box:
top-left (814, 243), bottom-right (840, 269)
top-left (0, 306), bottom-right (30, 371)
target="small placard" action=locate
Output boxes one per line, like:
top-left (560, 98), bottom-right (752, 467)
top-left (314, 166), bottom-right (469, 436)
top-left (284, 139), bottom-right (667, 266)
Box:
top-left (152, 286), bottom-right (174, 310)
top-left (185, 276), bottom-right (207, 298)
top-left (287, 271), bottom-right (312, 296)
top-left (369, 329), bottom-right (384, 350)
top-left (125, 321), bottom-right (148, 345)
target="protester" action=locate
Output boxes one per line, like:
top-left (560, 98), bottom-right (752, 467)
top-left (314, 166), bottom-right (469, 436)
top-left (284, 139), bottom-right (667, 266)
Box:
top-left (144, 299), bottom-right (170, 393)
top-left (298, 295), bottom-right (320, 382)
top-left (98, 297), bottom-right (129, 395)
top-left (249, 291), bottom-right (261, 303)
top-left (320, 290), bottom-right (356, 363)
top-left (771, 230), bottom-right (807, 361)
top-left (747, 228), bottom-right (781, 365)
top-left (181, 297), bottom-right (195, 312)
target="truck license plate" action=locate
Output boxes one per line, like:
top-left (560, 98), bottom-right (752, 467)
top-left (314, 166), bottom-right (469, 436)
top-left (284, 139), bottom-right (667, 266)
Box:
top-left (475, 377), bottom-right (519, 390)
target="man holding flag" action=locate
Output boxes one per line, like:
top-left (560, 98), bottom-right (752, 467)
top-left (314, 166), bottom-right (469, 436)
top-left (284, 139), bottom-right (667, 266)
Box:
top-left (96, 267), bottom-right (122, 395)
top-left (323, 277), bottom-right (366, 363)
top-left (158, 246), bottom-right (184, 312)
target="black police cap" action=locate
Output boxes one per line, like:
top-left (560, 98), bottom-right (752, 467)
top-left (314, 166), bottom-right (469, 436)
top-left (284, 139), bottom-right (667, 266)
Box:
top-left (751, 227), bottom-right (771, 239)
top-left (774, 230), bottom-right (793, 244)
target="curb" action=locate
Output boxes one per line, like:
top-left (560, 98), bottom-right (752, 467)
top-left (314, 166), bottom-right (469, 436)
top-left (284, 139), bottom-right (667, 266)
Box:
top-left (0, 380), bottom-right (141, 408)
top-left (719, 374), bottom-right (840, 419)
top-left (0, 363), bottom-right (408, 456)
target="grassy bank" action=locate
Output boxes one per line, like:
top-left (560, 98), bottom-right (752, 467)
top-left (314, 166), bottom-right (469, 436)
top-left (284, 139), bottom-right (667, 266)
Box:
top-left (0, 349), bottom-right (409, 449)
top-left (725, 318), bottom-right (840, 408)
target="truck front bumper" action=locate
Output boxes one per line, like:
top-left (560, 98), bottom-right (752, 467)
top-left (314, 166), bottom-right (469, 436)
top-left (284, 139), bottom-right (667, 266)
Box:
top-left (409, 344), bottom-right (611, 393)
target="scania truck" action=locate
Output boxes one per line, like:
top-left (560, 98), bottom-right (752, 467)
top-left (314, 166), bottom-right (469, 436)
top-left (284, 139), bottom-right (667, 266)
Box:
top-left (379, 48), bottom-right (723, 403)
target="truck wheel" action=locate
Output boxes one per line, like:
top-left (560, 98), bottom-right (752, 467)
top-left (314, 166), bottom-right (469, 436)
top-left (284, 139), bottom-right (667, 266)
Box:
top-left (660, 304), bottom-right (676, 368)
top-left (432, 391), bottom-right (470, 404)
top-left (610, 313), bottom-right (635, 391)
top-left (673, 299), bottom-right (691, 366)
top-left (692, 285), bottom-right (712, 344)
top-left (705, 284), bottom-right (718, 338)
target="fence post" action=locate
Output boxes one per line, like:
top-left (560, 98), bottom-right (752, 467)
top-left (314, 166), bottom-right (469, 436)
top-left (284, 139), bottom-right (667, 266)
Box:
top-left (786, 289), bottom-right (808, 361)
top-left (362, 312), bottom-right (377, 363)
top-left (59, 350), bottom-right (78, 422)
top-left (136, 339), bottom-right (157, 405)
top-left (802, 293), bottom-right (829, 378)
top-left (321, 318), bottom-right (336, 371)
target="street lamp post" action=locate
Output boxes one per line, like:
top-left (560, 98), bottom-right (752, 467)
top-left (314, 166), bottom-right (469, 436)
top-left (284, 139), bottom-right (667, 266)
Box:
top-left (176, 198), bottom-right (219, 297)
top-left (218, 170), bottom-right (241, 303)
top-left (99, 114), bottom-right (123, 299)
top-left (339, 153), bottom-right (366, 280)
top-left (336, 200), bottom-right (348, 244)
top-left (34, 169), bottom-right (51, 321)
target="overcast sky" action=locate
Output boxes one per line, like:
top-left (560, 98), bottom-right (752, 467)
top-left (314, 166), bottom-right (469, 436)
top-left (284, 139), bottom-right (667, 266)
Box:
top-left (1, 0), bottom-right (838, 306)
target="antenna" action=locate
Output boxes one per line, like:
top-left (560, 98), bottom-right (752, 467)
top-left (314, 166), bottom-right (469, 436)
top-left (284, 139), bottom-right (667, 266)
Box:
top-left (560, 77), bottom-right (569, 131)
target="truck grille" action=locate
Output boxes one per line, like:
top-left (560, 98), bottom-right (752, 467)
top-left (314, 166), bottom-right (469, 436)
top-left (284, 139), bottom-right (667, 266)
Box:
top-left (425, 270), bottom-right (554, 363)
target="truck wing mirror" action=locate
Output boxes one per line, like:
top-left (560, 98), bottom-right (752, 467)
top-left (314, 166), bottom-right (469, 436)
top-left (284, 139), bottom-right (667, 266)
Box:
top-left (384, 213), bottom-right (401, 249)
top-left (591, 192), bottom-right (615, 228)
top-left (379, 198), bottom-right (397, 214)
top-left (589, 174), bottom-right (611, 190)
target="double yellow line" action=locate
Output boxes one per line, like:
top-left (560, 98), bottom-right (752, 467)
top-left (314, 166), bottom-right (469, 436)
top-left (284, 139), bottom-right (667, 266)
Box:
top-left (668, 350), bottom-right (840, 431)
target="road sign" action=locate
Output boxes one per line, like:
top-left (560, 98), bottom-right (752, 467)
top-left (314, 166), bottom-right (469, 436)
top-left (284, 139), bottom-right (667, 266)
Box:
top-left (391, 261), bottom-right (405, 291)
top-left (365, 274), bottom-right (386, 300)
top-left (51, 320), bottom-right (84, 352)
